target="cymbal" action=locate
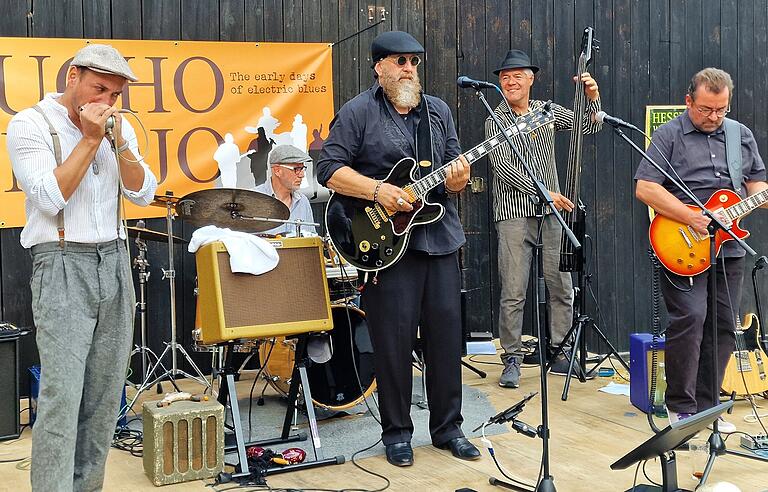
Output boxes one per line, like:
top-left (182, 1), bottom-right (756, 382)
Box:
top-left (175, 188), bottom-right (289, 233)
top-left (126, 226), bottom-right (187, 244)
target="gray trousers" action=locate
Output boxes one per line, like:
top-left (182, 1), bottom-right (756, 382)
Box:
top-left (497, 215), bottom-right (574, 359)
top-left (29, 240), bottom-right (135, 492)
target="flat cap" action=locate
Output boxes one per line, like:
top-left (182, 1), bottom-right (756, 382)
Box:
top-left (494, 49), bottom-right (539, 75)
top-left (70, 44), bottom-right (138, 82)
top-left (371, 31), bottom-right (425, 65)
top-left (268, 144), bottom-right (312, 166)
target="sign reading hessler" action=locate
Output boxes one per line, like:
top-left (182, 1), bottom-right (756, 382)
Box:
top-left (0, 38), bottom-right (335, 228)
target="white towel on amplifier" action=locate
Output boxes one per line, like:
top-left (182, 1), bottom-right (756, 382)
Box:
top-left (188, 225), bottom-right (279, 275)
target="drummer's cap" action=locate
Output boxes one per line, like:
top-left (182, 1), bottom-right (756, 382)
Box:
top-left (70, 43), bottom-right (138, 82)
top-left (268, 144), bottom-right (312, 166)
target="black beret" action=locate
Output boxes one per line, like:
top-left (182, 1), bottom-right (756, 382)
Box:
top-left (371, 31), bottom-right (425, 65)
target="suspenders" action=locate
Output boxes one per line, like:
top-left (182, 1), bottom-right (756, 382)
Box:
top-left (31, 104), bottom-right (123, 248)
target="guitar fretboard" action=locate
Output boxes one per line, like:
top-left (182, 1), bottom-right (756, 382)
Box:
top-left (408, 106), bottom-right (554, 198)
top-left (726, 188), bottom-right (768, 220)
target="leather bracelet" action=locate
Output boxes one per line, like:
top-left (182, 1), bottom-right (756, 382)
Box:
top-left (117, 141), bottom-right (130, 153)
top-left (372, 180), bottom-right (383, 203)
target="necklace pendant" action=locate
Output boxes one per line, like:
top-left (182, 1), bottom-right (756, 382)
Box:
top-left (92, 161), bottom-right (99, 175)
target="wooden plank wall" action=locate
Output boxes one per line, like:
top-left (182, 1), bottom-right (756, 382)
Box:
top-left (2, 1), bottom-right (768, 391)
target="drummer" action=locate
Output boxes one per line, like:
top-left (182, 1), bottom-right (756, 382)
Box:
top-left (253, 144), bottom-right (317, 236)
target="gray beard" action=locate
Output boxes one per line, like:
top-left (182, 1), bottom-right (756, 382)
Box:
top-left (380, 72), bottom-right (422, 109)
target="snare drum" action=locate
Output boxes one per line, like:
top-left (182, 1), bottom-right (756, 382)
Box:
top-left (261, 304), bottom-right (376, 410)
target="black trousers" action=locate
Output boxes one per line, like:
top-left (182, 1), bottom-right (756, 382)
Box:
top-left (661, 256), bottom-right (744, 414)
top-left (361, 249), bottom-right (465, 446)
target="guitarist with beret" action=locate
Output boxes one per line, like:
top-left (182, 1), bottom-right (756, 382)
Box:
top-left (635, 68), bottom-right (768, 432)
top-left (316, 31), bottom-right (478, 467)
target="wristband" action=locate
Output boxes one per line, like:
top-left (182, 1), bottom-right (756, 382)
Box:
top-left (117, 141), bottom-right (130, 153)
top-left (373, 180), bottom-right (383, 203)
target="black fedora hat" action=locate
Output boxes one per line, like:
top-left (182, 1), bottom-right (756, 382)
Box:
top-left (493, 49), bottom-right (539, 75)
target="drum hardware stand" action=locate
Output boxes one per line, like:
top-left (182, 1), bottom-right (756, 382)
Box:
top-left (216, 337), bottom-right (343, 483)
top-left (548, 240), bottom-right (630, 401)
top-left (475, 90), bottom-right (577, 491)
top-left (120, 228), bottom-right (175, 421)
top-left (132, 192), bottom-right (210, 402)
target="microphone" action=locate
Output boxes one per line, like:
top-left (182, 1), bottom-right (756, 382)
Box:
top-left (105, 115), bottom-right (115, 132)
top-left (472, 392), bottom-right (537, 431)
top-left (457, 75), bottom-right (497, 90)
top-left (755, 256), bottom-right (768, 270)
top-left (593, 111), bottom-right (639, 131)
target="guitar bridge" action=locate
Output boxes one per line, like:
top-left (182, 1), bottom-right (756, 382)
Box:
top-left (687, 226), bottom-right (703, 242)
top-left (678, 227), bottom-right (693, 248)
top-left (365, 203), bottom-right (390, 230)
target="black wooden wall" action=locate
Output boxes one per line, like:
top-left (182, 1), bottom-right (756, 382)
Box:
top-left (3, 0), bottom-right (768, 391)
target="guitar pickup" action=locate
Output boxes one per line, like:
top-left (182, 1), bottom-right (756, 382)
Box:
top-left (678, 227), bottom-right (693, 248)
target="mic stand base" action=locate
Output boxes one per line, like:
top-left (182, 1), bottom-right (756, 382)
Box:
top-left (489, 477), bottom-right (534, 492)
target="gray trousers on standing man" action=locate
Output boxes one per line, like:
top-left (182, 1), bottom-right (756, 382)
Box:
top-left (497, 215), bottom-right (574, 361)
top-left (30, 240), bottom-right (135, 492)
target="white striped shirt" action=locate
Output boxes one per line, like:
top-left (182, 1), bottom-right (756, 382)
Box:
top-left (485, 98), bottom-right (601, 220)
top-left (7, 93), bottom-right (158, 248)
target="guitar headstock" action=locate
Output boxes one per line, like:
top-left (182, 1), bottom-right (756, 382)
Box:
top-left (510, 103), bottom-right (556, 135)
top-left (580, 27), bottom-right (597, 68)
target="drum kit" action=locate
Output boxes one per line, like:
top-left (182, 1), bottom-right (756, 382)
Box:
top-left (121, 186), bottom-right (374, 427)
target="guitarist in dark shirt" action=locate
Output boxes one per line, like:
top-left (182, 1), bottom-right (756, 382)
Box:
top-left (316, 30), bottom-right (478, 467)
top-left (635, 68), bottom-right (768, 432)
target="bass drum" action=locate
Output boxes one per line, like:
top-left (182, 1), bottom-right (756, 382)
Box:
top-left (261, 304), bottom-right (376, 411)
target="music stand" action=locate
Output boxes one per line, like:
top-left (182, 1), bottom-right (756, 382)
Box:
top-left (610, 401), bottom-right (733, 492)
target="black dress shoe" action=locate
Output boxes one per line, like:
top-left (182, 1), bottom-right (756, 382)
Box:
top-left (436, 437), bottom-right (481, 460)
top-left (385, 441), bottom-right (413, 466)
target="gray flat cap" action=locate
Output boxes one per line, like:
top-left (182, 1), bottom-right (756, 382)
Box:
top-left (268, 144), bottom-right (312, 166)
top-left (70, 44), bottom-right (138, 82)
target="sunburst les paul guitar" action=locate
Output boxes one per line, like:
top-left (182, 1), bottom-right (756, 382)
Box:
top-left (649, 187), bottom-right (768, 276)
top-left (325, 105), bottom-right (555, 272)
top-left (721, 313), bottom-right (768, 396)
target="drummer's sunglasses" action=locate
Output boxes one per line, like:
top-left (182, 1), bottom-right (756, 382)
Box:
top-left (276, 164), bottom-right (307, 174)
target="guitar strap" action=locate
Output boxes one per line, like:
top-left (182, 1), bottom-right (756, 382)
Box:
top-left (723, 117), bottom-right (744, 197)
top-left (415, 95), bottom-right (436, 186)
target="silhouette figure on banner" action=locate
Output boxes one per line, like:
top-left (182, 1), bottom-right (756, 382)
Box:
top-left (214, 133), bottom-right (253, 188)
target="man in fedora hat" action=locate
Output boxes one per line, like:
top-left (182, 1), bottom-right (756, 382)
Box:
top-left (317, 30), bottom-right (479, 467)
top-left (485, 49), bottom-right (601, 388)
top-left (7, 43), bottom-right (157, 491)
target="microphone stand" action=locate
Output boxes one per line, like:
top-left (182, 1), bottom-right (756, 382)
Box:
top-left (473, 87), bottom-right (580, 492)
top-left (753, 257), bottom-right (768, 349)
top-left (609, 123), bottom-right (759, 483)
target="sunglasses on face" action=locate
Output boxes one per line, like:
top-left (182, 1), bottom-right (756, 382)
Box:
top-left (276, 164), bottom-right (307, 174)
top-left (387, 55), bottom-right (421, 67)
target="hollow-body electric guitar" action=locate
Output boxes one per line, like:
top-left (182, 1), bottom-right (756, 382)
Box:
top-left (325, 105), bottom-right (555, 272)
top-left (649, 187), bottom-right (768, 276)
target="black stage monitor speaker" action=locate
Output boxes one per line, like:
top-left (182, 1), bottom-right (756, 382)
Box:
top-left (0, 338), bottom-right (20, 440)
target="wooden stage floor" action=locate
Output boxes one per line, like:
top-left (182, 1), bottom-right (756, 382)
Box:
top-left (1, 353), bottom-right (766, 492)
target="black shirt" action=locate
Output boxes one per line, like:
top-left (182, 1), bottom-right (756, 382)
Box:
top-left (317, 81), bottom-right (465, 255)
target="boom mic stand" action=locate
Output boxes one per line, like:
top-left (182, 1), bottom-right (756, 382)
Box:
top-left (608, 121), bottom-right (758, 485)
top-left (470, 84), bottom-right (580, 492)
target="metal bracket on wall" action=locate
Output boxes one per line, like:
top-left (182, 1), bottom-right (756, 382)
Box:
top-left (368, 6), bottom-right (387, 23)
top-left (469, 176), bottom-right (485, 194)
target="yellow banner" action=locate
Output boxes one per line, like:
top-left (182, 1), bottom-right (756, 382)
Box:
top-left (0, 38), bottom-right (335, 228)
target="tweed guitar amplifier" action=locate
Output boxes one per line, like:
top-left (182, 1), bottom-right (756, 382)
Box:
top-left (143, 399), bottom-right (224, 486)
top-left (195, 237), bottom-right (333, 344)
